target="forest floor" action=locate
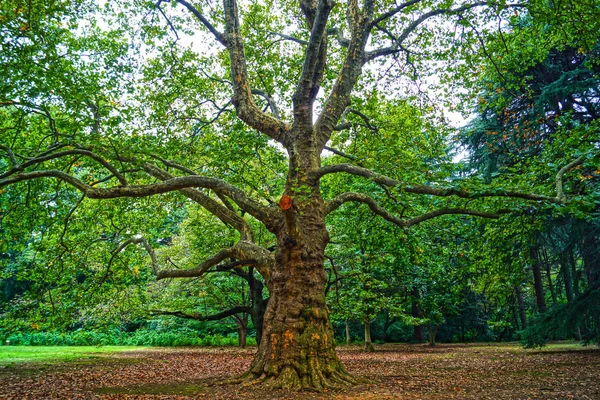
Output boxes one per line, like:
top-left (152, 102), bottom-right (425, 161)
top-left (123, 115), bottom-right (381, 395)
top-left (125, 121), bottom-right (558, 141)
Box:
top-left (0, 342), bottom-right (598, 399)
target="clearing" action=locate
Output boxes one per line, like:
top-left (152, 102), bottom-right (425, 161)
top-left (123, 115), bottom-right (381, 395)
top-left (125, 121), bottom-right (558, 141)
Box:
top-left (0, 343), bottom-right (598, 399)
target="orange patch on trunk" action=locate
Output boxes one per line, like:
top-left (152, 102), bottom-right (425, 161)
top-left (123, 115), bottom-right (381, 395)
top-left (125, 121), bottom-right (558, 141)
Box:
top-left (279, 194), bottom-right (292, 210)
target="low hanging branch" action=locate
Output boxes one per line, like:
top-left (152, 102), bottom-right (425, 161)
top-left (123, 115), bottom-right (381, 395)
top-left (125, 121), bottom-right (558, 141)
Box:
top-left (150, 306), bottom-right (252, 321)
top-left (155, 240), bottom-right (274, 283)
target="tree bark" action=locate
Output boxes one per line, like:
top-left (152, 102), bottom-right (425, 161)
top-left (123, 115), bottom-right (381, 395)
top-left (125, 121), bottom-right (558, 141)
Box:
top-left (364, 320), bottom-right (375, 352)
top-left (239, 168), bottom-right (356, 389)
top-left (235, 314), bottom-right (249, 348)
top-left (411, 287), bottom-right (425, 341)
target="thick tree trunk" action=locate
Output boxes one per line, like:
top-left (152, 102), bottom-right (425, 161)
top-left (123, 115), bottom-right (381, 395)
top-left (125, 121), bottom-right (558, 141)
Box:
top-left (240, 172), bottom-right (355, 390)
top-left (411, 287), bottom-right (425, 342)
top-left (364, 320), bottom-right (375, 352)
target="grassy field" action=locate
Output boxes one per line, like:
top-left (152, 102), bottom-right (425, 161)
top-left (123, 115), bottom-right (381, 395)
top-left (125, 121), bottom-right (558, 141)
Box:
top-left (0, 346), bottom-right (146, 364)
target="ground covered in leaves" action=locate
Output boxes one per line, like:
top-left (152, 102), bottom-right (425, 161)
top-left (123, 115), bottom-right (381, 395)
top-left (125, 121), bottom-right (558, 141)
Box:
top-left (0, 342), bottom-right (598, 399)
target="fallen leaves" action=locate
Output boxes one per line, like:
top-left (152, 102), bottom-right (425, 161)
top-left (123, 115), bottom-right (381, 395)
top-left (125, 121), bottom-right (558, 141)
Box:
top-left (0, 343), bottom-right (598, 399)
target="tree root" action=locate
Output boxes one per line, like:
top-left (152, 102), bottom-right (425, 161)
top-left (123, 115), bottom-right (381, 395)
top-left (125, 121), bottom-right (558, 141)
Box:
top-left (235, 363), bottom-right (359, 392)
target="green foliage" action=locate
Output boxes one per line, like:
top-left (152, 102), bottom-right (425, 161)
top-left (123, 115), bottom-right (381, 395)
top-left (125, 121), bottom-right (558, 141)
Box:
top-left (3, 330), bottom-right (255, 347)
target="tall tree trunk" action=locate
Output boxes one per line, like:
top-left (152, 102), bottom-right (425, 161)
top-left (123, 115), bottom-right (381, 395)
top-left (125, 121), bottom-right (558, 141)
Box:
top-left (543, 248), bottom-right (558, 305)
top-left (515, 284), bottom-right (527, 329)
top-left (345, 320), bottom-right (351, 345)
top-left (364, 320), bottom-right (375, 352)
top-left (532, 249), bottom-right (547, 313)
top-left (241, 162), bottom-right (355, 389)
top-left (411, 287), bottom-right (425, 342)
top-left (560, 256), bottom-right (574, 302)
top-left (249, 271), bottom-right (268, 345)
top-left (581, 226), bottom-right (600, 286)
top-left (235, 314), bottom-right (249, 348)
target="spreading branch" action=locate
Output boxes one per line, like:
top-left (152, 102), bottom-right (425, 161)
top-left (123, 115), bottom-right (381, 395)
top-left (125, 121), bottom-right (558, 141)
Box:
top-left (156, 240), bottom-right (274, 282)
top-left (326, 192), bottom-right (510, 227)
top-left (221, 0), bottom-right (291, 143)
top-left (315, 163), bottom-right (564, 203)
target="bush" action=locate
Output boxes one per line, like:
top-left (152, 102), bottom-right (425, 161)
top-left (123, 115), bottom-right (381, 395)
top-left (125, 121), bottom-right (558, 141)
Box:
top-left (4, 330), bottom-right (256, 347)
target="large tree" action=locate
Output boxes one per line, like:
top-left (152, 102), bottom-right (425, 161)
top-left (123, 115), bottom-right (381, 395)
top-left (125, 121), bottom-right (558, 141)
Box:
top-left (1, 0), bottom-right (597, 390)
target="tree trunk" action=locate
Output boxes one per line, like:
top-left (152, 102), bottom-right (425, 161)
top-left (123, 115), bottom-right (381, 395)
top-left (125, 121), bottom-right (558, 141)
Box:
top-left (411, 287), bottom-right (425, 342)
top-left (381, 312), bottom-right (395, 343)
top-left (240, 174), bottom-right (355, 390)
top-left (428, 324), bottom-right (439, 347)
top-left (515, 284), bottom-right (527, 330)
top-left (235, 314), bottom-right (249, 348)
top-left (364, 320), bottom-right (375, 352)
top-left (345, 320), bottom-right (351, 345)
top-left (532, 249), bottom-right (547, 313)
top-left (581, 226), bottom-right (599, 286)
top-left (561, 256), bottom-right (574, 302)
top-left (249, 271), bottom-right (268, 345)
top-left (543, 248), bottom-right (558, 305)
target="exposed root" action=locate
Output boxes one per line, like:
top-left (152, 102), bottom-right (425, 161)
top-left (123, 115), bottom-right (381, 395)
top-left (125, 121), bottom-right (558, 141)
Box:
top-left (236, 363), bottom-right (357, 392)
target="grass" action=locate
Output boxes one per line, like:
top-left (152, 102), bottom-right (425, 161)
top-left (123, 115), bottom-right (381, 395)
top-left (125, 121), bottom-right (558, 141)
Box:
top-left (0, 346), bottom-right (146, 365)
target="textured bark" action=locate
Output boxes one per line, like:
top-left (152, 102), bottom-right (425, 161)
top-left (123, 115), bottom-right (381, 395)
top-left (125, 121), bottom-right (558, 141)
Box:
top-left (237, 157), bottom-right (356, 390)
top-left (364, 320), bottom-right (375, 352)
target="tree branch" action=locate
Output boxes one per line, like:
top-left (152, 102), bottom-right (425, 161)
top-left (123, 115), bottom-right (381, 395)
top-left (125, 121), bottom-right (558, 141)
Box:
top-left (293, 0), bottom-right (333, 124)
top-left (151, 306), bottom-right (252, 321)
top-left (156, 240), bottom-right (274, 282)
top-left (101, 236), bottom-right (158, 285)
top-left (222, 0), bottom-right (291, 144)
top-left (0, 167), bottom-right (277, 227)
top-left (315, 164), bottom-right (562, 203)
top-left (326, 191), bottom-right (509, 226)
top-left (314, 0), bottom-right (375, 143)
top-left (0, 148), bottom-right (128, 185)
top-left (365, 2), bottom-right (488, 62)
top-left (170, 0), bottom-right (226, 44)
top-left (141, 162), bottom-right (256, 241)
top-left (555, 155), bottom-right (585, 202)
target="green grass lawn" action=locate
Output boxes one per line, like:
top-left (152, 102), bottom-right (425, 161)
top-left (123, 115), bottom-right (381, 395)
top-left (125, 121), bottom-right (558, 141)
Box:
top-left (0, 346), bottom-right (146, 365)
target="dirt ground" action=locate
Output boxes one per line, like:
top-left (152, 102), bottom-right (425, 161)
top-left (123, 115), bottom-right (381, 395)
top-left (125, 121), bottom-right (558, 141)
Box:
top-left (0, 343), bottom-right (599, 399)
